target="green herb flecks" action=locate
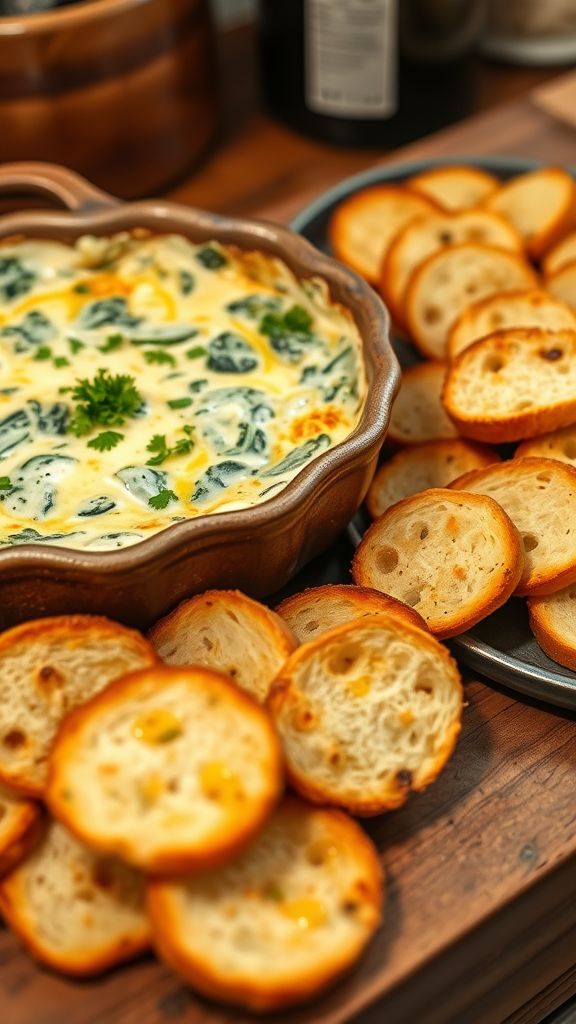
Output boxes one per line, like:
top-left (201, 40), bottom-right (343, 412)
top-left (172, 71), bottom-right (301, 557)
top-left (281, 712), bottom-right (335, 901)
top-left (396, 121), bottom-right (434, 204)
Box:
top-left (167, 397), bottom-right (192, 410)
top-left (148, 488), bottom-right (178, 510)
top-left (179, 270), bottom-right (195, 296)
top-left (87, 431), bottom-right (124, 452)
top-left (99, 333), bottom-right (124, 353)
top-left (53, 357), bottom-right (70, 369)
top-left (259, 304), bottom-right (315, 363)
top-left (144, 350), bottom-right (176, 368)
top-left (68, 337), bottom-right (85, 355)
top-left (186, 346), bottom-right (207, 360)
top-left (0, 476), bottom-right (12, 490)
top-left (68, 368), bottom-right (144, 438)
top-left (33, 345), bottom-right (53, 362)
top-left (146, 425), bottom-right (195, 466)
top-left (196, 245), bottom-right (227, 270)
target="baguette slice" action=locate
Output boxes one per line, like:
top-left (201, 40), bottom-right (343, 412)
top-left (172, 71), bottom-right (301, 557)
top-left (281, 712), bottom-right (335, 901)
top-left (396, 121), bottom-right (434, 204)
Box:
top-left (0, 820), bottom-right (150, 976)
top-left (149, 590), bottom-right (297, 703)
top-left (447, 289), bottom-right (576, 360)
top-left (267, 616), bottom-right (463, 813)
top-left (148, 796), bottom-right (382, 1013)
top-left (367, 439), bottom-right (499, 519)
top-left (0, 616), bottom-right (159, 797)
top-left (543, 231), bottom-right (576, 276)
top-left (352, 489), bottom-right (523, 637)
top-left (407, 165), bottom-right (499, 212)
top-left (387, 361), bottom-right (457, 446)
top-left (328, 185), bottom-right (439, 284)
top-left (449, 458), bottom-right (576, 596)
top-left (547, 260), bottom-right (576, 311)
top-left (484, 167), bottom-right (576, 259)
top-left (275, 584), bottom-right (427, 642)
top-left (516, 426), bottom-right (576, 466)
top-left (0, 785), bottom-right (43, 878)
top-left (528, 586), bottom-right (576, 671)
top-left (381, 209), bottom-right (522, 330)
top-left (405, 243), bottom-right (538, 359)
top-left (46, 666), bottom-right (283, 873)
top-left (443, 327), bottom-right (576, 443)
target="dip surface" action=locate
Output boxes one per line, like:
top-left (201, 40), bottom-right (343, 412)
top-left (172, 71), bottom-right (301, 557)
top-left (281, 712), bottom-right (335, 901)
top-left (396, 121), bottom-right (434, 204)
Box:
top-left (0, 234), bottom-right (365, 550)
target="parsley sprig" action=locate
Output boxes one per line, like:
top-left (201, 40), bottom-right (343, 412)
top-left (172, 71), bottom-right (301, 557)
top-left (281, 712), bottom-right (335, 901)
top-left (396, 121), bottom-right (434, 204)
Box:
top-left (66, 368), bottom-right (143, 438)
top-left (149, 488), bottom-right (178, 510)
top-left (87, 430), bottom-right (124, 452)
top-left (146, 425), bottom-right (195, 466)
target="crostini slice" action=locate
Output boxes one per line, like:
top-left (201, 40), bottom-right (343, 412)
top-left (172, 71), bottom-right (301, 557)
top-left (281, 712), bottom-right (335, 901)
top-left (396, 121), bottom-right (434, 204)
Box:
top-left (275, 584), bottom-right (427, 643)
top-left (405, 242), bottom-right (538, 360)
top-left (528, 585), bottom-right (576, 671)
top-left (407, 164), bottom-right (499, 211)
top-left (0, 615), bottom-right (159, 797)
top-left (484, 166), bottom-right (576, 259)
top-left (366, 439), bottom-right (499, 520)
top-left (148, 796), bottom-right (383, 1013)
top-left (387, 361), bottom-right (458, 446)
top-left (0, 785), bottom-right (43, 878)
top-left (46, 665), bottom-right (283, 873)
top-left (328, 184), bottom-right (439, 284)
top-left (447, 289), bottom-right (576, 360)
top-left (516, 425), bottom-right (576, 466)
top-left (267, 615), bottom-right (463, 813)
top-left (149, 590), bottom-right (297, 703)
top-left (543, 231), bottom-right (576, 277)
top-left (442, 327), bottom-right (576, 443)
top-left (352, 489), bottom-right (523, 637)
top-left (0, 819), bottom-right (150, 976)
top-left (546, 260), bottom-right (576, 311)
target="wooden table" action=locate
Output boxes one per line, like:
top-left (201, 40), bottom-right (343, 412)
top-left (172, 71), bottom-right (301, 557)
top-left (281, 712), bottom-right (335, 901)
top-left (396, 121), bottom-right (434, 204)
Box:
top-left (2, 26), bottom-right (576, 1024)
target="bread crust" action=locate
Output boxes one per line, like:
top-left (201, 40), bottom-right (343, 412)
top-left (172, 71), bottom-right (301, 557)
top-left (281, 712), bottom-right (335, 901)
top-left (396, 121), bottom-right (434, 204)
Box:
top-left (543, 231), bottom-right (576, 277)
top-left (404, 242), bottom-right (538, 360)
top-left (46, 665), bottom-right (284, 874)
top-left (442, 327), bottom-right (576, 444)
top-left (449, 457), bottom-right (576, 596)
top-left (0, 615), bottom-right (159, 797)
top-left (352, 488), bottom-right (524, 637)
top-left (547, 260), bottom-right (576, 311)
top-left (328, 184), bottom-right (439, 284)
top-left (147, 796), bottom-right (383, 1012)
top-left (528, 588), bottom-right (576, 671)
top-left (447, 289), bottom-right (576, 361)
top-left (484, 166), bottom-right (576, 259)
top-left (515, 425), bottom-right (576, 465)
top-left (0, 793), bottom-right (43, 878)
top-left (267, 616), bottom-right (463, 814)
top-left (407, 165), bottom-right (500, 211)
top-left (275, 583), bottom-right (428, 640)
top-left (366, 439), bottom-right (499, 520)
top-left (387, 360), bottom-right (457, 447)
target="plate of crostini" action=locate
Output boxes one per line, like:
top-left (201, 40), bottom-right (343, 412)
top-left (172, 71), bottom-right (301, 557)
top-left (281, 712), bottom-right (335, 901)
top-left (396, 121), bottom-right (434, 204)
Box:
top-left (292, 156), bottom-right (576, 711)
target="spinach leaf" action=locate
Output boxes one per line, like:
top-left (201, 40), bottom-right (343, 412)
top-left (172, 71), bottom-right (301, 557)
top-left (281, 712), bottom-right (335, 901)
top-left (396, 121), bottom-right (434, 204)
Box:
top-left (27, 400), bottom-right (69, 436)
top-left (0, 527), bottom-right (81, 547)
top-left (196, 245), bottom-right (227, 270)
top-left (0, 310), bottom-right (55, 353)
top-left (259, 304), bottom-right (316, 363)
top-left (0, 409), bottom-right (31, 459)
top-left (129, 325), bottom-right (198, 346)
top-left (0, 258), bottom-right (35, 302)
top-left (224, 422), bottom-right (267, 457)
top-left (191, 461), bottom-right (249, 504)
top-left (0, 454), bottom-right (75, 519)
top-left (300, 345), bottom-right (357, 401)
top-left (179, 270), bottom-right (195, 295)
top-left (226, 295), bottom-right (281, 319)
top-left (77, 495), bottom-right (116, 517)
top-left (84, 532), bottom-right (142, 549)
top-left (194, 387), bottom-right (273, 459)
top-left (260, 434), bottom-right (331, 478)
top-left (77, 297), bottom-right (142, 331)
top-left (116, 466), bottom-right (168, 505)
top-left (207, 333), bottom-right (258, 374)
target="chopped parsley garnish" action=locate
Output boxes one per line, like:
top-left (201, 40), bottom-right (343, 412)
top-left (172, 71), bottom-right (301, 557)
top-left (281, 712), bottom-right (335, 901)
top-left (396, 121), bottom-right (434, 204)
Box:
top-left (186, 345), bottom-right (207, 360)
top-left (68, 337), bottom-right (85, 355)
top-left (260, 304), bottom-right (312, 337)
top-left (196, 245), bottom-right (227, 270)
top-left (144, 350), bottom-right (176, 368)
top-left (0, 477), bottom-right (12, 490)
top-left (87, 430), bottom-right (124, 452)
top-left (148, 488), bottom-right (178, 510)
top-left (53, 356), bottom-right (70, 369)
top-left (33, 345), bottom-right (53, 361)
top-left (146, 425), bottom-right (195, 466)
top-left (99, 333), bottom-right (123, 353)
top-left (67, 368), bottom-right (143, 437)
top-left (167, 397), bottom-right (192, 409)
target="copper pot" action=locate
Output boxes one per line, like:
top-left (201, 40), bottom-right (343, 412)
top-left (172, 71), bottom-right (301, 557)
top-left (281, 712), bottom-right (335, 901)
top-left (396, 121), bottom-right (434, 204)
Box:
top-left (0, 0), bottom-right (219, 198)
top-left (0, 161), bottom-right (398, 630)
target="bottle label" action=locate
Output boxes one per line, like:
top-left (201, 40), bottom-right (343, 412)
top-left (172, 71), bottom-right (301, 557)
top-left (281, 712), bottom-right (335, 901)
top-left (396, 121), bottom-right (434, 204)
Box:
top-left (305, 0), bottom-right (398, 119)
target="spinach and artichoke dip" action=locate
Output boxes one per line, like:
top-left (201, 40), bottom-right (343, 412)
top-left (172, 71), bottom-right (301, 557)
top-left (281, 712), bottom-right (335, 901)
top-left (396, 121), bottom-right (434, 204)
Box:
top-left (0, 234), bottom-right (366, 551)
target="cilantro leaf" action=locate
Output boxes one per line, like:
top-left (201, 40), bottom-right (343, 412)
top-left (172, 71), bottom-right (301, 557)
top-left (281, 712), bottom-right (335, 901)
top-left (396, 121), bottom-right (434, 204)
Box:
top-left (144, 350), bottom-right (176, 367)
top-left (33, 345), bottom-right (53, 361)
top-left (68, 368), bottom-right (143, 437)
top-left (99, 333), bottom-right (123, 353)
top-left (146, 434), bottom-right (170, 466)
top-left (148, 488), bottom-right (178, 510)
top-left (87, 430), bottom-right (124, 452)
top-left (0, 476), bottom-right (12, 490)
top-left (68, 337), bottom-right (85, 355)
top-left (167, 397), bottom-right (192, 409)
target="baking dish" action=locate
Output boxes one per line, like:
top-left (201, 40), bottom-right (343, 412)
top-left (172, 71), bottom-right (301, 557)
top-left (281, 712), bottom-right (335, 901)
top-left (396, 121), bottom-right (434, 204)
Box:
top-left (0, 162), bottom-right (398, 629)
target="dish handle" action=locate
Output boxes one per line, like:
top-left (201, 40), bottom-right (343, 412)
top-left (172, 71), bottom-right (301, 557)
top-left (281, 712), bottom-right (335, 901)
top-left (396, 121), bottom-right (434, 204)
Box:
top-left (0, 162), bottom-right (118, 212)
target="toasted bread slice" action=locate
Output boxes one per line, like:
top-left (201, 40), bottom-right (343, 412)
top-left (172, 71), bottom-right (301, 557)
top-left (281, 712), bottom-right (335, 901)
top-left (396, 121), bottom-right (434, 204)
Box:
top-left (275, 584), bottom-right (427, 643)
top-left (543, 231), bottom-right (576, 276)
top-left (0, 820), bottom-right (150, 976)
top-left (381, 209), bottom-right (522, 330)
top-left (484, 167), bottom-right (576, 259)
top-left (148, 796), bottom-right (382, 1012)
top-left (149, 590), bottom-right (296, 703)
top-left (352, 489), bottom-right (523, 637)
top-left (405, 243), bottom-right (538, 359)
top-left (449, 457), bottom-right (576, 596)
top-left (547, 260), bottom-right (576, 311)
top-left (366, 439), bottom-right (499, 520)
top-left (46, 665), bottom-right (283, 873)
top-left (328, 185), bottom-right (439, 284)
top-left (268, 616), bottom-right (463, 813)
top-left (528, 586), bottom-right (576, 671)
top-left (0, 785), bottom-right (43, 878)
top-left (447, 290), bottom-right (576, 360)
top-left (407, 165), bottom-right (499, 212)
top-left (516, 425), bottom-right (576, 466)
top-left (0, 616), bottom-right (159, 797)
top-left (443, 327), bottom-right (576, 443)
top-left (388, 361), bottom-right (457, 446)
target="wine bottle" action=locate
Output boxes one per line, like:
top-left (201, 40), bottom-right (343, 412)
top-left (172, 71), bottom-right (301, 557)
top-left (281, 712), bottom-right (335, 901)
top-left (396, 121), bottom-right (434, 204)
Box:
top-left (258, 0), bottom-right (484, 147)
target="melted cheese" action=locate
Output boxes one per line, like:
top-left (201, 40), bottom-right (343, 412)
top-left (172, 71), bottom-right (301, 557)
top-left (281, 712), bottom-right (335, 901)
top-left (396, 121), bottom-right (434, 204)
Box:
top-left (0, 235), bottom-right (366, 551)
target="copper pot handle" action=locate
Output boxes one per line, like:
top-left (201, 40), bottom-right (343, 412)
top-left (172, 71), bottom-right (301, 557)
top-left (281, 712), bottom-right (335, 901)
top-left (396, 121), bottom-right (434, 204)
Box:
top-left (0, 162), bottom-right (118, 211)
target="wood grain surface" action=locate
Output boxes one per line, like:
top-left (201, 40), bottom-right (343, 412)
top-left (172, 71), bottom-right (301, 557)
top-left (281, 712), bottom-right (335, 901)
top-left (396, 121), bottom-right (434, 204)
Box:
top-left (1, 24), bottom-right (576, 1024)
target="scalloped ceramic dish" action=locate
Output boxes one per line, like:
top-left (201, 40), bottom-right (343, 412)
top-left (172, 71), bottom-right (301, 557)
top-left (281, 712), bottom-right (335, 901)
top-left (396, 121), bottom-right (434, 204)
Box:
top-left (0, 162), bottom-right (398, 631)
